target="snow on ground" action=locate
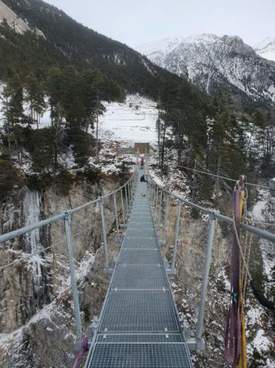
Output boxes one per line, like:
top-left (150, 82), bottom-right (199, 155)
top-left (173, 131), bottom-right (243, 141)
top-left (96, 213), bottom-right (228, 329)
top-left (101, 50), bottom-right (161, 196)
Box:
top-left (39, 108), bottom-right (51, 128)
top-left (252, 189), bottom-right (269, 222)
top-left (249, 329), bottom-right (274, 356)
top-left (247, 304), bottom-right (264, 326)
top-left (1, 92), bottom-right (158, 147)
top-left (99, 95), bottom-right (158, 146)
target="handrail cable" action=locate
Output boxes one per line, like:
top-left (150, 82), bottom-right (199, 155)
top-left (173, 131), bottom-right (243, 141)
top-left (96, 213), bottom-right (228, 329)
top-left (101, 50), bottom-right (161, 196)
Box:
top-left (147, 173), bottom-right (275, 244)
top-left (0, 168), bottom-right (137, 244)
top-left (179, 164), bottom-right (270, 191)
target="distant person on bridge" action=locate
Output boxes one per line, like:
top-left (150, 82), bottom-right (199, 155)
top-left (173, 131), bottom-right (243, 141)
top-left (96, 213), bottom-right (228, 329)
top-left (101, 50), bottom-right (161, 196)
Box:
top-left (140, 174), bottom-right (147, 182)
top-left (140, 154), bottom-right (145, 168)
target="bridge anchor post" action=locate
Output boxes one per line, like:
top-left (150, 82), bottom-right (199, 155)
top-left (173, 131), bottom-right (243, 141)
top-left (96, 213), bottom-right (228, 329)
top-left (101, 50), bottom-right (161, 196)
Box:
top-left (195, 212), bottom-right (216, 351)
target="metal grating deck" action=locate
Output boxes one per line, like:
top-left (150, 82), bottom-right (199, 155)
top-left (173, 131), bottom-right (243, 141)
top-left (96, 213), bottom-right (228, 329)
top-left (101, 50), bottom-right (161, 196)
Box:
top-left (85, 171), bottom-right (193, 367)
top-left (123, 236), bottom-right (158, 249)
top-left (90, 343), bottom-right (192, 368)
top-left (118, 249), bottom-right (161, 264)
top-left (126, 227), bottom-right (156, 238)
top-left (111, 264), bottom-right (168, 289)
top-left (99, 290), bottom-right (180, 333)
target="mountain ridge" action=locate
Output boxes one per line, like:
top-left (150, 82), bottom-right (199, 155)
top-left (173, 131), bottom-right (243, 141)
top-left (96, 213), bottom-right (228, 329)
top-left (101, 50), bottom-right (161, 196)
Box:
top-left (0, 0), bottom-right (204, 103)
top-left (137, 34), bottom-right (275, 107)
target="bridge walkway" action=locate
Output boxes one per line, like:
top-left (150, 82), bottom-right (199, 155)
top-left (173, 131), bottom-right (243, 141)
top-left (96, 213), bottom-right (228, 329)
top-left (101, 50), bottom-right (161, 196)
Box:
top-left (85, 171), bottom-right (193, 367)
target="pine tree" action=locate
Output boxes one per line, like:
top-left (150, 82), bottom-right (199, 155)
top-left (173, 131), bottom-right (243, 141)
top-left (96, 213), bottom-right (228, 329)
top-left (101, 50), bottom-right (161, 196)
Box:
top-left (2, 76), bottom-right (24, 157)
top-left (25, 74), bottom-right (46, 128)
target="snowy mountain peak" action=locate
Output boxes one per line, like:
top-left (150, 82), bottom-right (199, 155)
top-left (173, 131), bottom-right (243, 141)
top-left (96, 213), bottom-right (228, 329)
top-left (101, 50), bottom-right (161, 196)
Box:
top-left (254, 37), bottom-right (275, 62)
top-left (137, 33), bottom-right (275, 104)
top-left (138, 34), bottom-right (219, 57)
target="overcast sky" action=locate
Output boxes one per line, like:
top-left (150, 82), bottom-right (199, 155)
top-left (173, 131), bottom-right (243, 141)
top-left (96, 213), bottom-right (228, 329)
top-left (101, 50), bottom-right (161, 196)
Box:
top-left (46, 0), bottom-right (274, 47)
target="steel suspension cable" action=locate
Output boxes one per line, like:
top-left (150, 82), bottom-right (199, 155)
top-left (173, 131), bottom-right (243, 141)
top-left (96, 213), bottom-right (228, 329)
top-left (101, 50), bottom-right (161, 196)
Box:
top-left (179, 164), bottom-right (270, 190)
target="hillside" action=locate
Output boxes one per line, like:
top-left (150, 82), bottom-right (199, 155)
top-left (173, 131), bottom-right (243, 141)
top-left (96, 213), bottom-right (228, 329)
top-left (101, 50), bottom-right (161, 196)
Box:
top-left (137, 34), bottom-right (275, 107)
top-left (0, 0), bottom-right (208, 186)
top-left (0, 0), bottom-right (202, 101)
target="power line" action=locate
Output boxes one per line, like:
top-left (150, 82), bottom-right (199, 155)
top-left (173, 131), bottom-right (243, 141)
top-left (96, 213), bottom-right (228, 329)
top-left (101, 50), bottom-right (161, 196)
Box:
top-left (179, 164), bottom-right (270, 190)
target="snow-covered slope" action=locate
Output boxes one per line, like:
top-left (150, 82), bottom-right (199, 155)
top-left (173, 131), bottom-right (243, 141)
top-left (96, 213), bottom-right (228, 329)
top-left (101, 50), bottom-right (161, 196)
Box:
top-left (99, 95), bottom-right (158, 145)
top-left (255, 37), bottom-right (275, 62)
top-left (0, 0), bottom-right (30, 33)
top-left (137, 34), bottom-right (275, 104)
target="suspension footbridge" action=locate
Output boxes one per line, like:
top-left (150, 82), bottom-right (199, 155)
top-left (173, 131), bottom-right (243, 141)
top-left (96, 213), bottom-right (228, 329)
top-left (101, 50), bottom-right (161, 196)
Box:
top-left (0, 165), bottom-right (274, 367)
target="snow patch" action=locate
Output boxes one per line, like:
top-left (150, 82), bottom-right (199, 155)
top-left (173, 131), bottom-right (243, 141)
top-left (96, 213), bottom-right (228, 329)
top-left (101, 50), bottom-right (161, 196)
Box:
top-left (254, 37), bottom-right (275, 62)
top-left (253, 329), bottom-right (273, 353)
top-left (252, 189), bottom-right (269, 222)
top-left (99, 95), bottom-right (158, 146)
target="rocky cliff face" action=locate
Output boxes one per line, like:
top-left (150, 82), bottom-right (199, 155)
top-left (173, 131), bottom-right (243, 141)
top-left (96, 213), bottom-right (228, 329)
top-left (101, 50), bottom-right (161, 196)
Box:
top-left (0, 174), bottom-right (124, 367)
top-left (137, 34), bottom-right (275, 106)
top-left (0, 0), bottom-right (30, 33)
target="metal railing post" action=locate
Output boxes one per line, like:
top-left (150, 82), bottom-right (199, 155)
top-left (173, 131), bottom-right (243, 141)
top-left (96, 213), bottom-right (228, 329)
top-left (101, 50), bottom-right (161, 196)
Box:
top-left (113, 193), bottom-right (119, 232)
top-left (130, 180), bottom-right (134, 203)
top-left (152, 184), bottom-right (156, 206)
top-left (120, 189), bottom-right (125, 224)
top-left (195, 213), bottom-right (216, 350)
top-left (100, 200), bottom-right (109, 269)
top-left (172, 200), bottom-right (181, 273)
top-left (152, 184), bottom-right (155, 204)
top-left (124, 186), bottom-right (129, 217)
top-left (157, 189), bottom-right (163, 234)
top-left (129, 181), bottom-right (133, 202)
top-left (148, 182), bottom-right (153, 202)
top-left (155, 186), bottom-right (159, 208)
top-left (64, 212), bottom-right (82, 343)
top-left (153, 186), bottom-right (159, 223)
top-left (126, 184), bottom-right (130, 212)
top-left (164, 195), bottom-right (170, 245)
